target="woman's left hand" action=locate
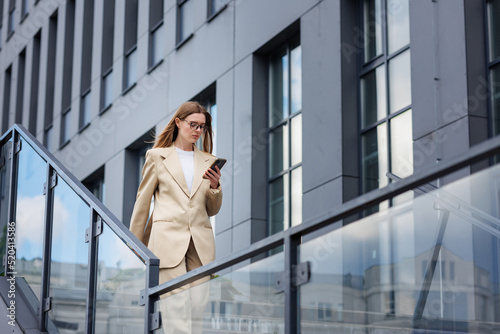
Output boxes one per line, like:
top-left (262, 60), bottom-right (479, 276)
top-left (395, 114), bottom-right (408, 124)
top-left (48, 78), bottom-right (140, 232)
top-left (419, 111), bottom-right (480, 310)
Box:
top-left (204, 166), bottom-right (221, 189)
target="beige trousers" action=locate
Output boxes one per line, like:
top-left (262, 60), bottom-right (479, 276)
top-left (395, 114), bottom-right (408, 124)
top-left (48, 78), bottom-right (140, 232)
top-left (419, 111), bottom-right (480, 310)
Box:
top-left (158, 238), bottom-right (210, 334)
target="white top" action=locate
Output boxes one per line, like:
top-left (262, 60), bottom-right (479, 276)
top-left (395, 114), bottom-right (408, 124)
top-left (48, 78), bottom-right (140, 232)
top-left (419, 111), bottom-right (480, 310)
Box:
top-left (176, 147), bottom-right (195, 192)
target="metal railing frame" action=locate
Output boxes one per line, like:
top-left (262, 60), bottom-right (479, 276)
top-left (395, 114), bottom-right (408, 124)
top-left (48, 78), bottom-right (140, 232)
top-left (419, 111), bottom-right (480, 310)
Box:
top-left (148, 133), bottom-right (500, 334)
top-left (0, 124), bottom-right (159, 334)
top-left (4, 123), bottom-right (500, 333)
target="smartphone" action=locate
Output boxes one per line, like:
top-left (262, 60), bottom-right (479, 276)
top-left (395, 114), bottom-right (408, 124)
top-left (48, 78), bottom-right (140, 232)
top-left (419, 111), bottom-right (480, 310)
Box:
top-left (209, 158), bottom-right (227, 171)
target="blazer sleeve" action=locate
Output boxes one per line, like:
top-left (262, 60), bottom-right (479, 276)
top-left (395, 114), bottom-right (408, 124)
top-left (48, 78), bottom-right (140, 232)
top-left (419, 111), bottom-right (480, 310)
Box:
top-left (206, 183), bottom-right (223, 217)
top-left (129, 150), bottom-right (158, 245)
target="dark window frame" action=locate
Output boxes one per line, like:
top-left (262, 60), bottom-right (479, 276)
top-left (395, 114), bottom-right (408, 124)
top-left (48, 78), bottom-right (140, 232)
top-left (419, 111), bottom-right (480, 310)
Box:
top-left (486, 0), bottom-right (500, 137)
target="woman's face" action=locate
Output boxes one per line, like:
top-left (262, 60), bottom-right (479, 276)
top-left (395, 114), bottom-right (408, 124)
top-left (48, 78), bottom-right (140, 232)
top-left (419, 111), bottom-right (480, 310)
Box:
top-left (176, 113), bottom-right (206, 145)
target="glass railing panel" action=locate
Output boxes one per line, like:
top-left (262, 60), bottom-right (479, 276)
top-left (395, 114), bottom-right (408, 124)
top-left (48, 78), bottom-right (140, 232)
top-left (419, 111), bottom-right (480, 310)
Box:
top-left (0, 139), bottom-right (12, 275)
top-left (154, 252), bottom-right (285, 334)
top-left (300, 163), bottom-right (500, 333)
top-left (95, 222), bottom-right (146, 333)
top-left (14, 139), bottom-right (47, 299)
top-left (47, 178), bottom-right (90, 333)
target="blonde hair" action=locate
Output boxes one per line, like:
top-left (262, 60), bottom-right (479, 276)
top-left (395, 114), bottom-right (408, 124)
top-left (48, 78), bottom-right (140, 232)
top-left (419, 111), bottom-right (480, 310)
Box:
top-left (154, 101), bottom-right (213, 153)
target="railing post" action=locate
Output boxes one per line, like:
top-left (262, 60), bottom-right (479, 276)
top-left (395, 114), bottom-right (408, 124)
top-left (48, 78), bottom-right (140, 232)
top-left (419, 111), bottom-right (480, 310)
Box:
top-left (4, 130), bottom-right (17, 275)
top-left (3, 130), bottom-right (17, 278)
top-left (85, 209), bottom-right (100, 334)
top-left (284, 233), bottom-right (300, 334)
top-left (39, 164), bottom-right (56, 330)
top-left (145, 261), bottom-right (159, 334)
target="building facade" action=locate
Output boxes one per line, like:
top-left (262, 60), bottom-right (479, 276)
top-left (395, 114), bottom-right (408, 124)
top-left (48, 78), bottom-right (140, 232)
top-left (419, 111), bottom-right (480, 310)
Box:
top-left (0, 0), bottom-right (498, 261)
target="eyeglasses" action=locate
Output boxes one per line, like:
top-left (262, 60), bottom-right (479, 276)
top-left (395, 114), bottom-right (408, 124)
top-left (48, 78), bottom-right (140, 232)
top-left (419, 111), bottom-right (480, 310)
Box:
top-left (182, 119), bottom-right (207, 133)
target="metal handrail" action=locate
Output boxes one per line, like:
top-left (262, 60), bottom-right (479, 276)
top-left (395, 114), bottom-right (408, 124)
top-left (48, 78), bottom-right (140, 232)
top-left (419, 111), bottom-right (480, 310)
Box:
top-left (149, 134), bottom-right (500, 297)
top-left (1, 124), bottom-right (158, 264)
top-left (1, 124), bottom-right (159, 334)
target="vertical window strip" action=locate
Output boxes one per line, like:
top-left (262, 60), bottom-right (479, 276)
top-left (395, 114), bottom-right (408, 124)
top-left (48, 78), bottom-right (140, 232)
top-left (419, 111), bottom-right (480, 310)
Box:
top-left (80, 0), bottom-right (94, 129)
top-left (44, 11), bottom-right (58, 150)
top-left (29, 31), bottom-right (41, 135)
top-left (149, 0), bottom-right (164, 69)
top-left (7, 0), bottom-right (15, 36)
top-left (268, 41), bottom-right (302, 233)
top-left (101, 0), bottom-right (115, 111)
top-left (488, 0), bottom-right (500, 136)
top-left (2, 66), bottom-right (12, 133)
top-left (61, 0), bottom-right (75, 112)
top-left (359, 0), bottom-right (412, 196)
top-left (123, 0), bottom-right (138, 91)
top-left (16, 50), bottom-right (26, 125)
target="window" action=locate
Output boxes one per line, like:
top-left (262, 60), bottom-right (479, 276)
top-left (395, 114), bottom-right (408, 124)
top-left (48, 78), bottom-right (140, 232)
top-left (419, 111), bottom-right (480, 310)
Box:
top-left (192, 83), bottom-right (217, 154)
top-left (268, 39), bottom-right (302, 235)
top-left (7, 0), bottom-right (15, 37)
top-left (16, 50), bottom-right (26, 125)
top-left (123, 130), bottom-right (155, 227)
top-left (177, 0), bottom-right (194, 47)
top-left (0, 0), bottom-right (3, 49)
top-left (360, 0), bottom-right (412, 199)
top-left (488, 0), bottom-right (500, 135)
top-left (100, 0), bottom-right (115, 111)
top-left (101, 70), bottom-right (113, 111)
top-left (207, 0), bottom-right (228, 20)
top-left (21, 0), bottom-right (29, 19)
top-left (2, 66), bottom-right (12, 134)
top-left (80, 0), bottom-right (94, 129)
top-left (61, 110), bottom-right (71, 145)
top-left (29, 31), bottom-right (41, 135)
top-left (60, 0), bottom-right (75, 146)
top-left (44, 12), bottom-right (58, 150)
top-left (124, 48), bottom-right (137, 90)
top-left (83, 167), bottom-right (105, 204)
top-left (123, 0), bottom-right (138, 92)
top-left (80, 90), bottom-right (91, 129)
top-left (149, 0), bottom-right (164, 70)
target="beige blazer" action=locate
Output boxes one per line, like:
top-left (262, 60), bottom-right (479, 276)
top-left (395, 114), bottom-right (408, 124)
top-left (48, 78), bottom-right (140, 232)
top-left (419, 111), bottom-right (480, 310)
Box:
top-left (129, 145), bottom-right (222, 268)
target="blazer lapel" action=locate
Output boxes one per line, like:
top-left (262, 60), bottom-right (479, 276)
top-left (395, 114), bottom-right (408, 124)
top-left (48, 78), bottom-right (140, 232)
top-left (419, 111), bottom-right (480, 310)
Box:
top-left (159, 146), bottom-right (191, 198)
top-left (191, 145), bottom-right (213, 197)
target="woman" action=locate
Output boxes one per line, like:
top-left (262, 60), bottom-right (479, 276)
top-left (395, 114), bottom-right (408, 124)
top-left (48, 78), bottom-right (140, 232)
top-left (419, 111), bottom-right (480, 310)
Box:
top-left (129, 101), bottom-right (222, 287)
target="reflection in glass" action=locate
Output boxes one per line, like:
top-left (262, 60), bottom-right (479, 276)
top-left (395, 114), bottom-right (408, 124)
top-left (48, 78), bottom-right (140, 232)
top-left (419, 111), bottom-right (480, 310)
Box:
top-left (387, 0), bottom-right (410, 54)
top-left (95, 222), bottom-right (146, 333)
top-left (151, 24), bottom-right (164, 67)
top-left (492, 64), bottom-right (500, 136)
top-left (389, 50), bottom-right (412, 114)
top-left (290, 114), bottom-right (302, 167)
top-left (390, 110), bottom-right (413, 178)
top-left (361, 65), bottom-right (386, 127)
top-left (290, 45), bottom-right (302, 114)
top-left (488, 0), bottom-right (500, 61)
top-left (154, 251), bottom-right (285, 334)
top-left (291, 167), bottom-right (302, 227)
top-left (48, 178), bottom-right (89, 332)
top-left (269, 124), bottom-right (288, 176)
top-left (300, 162), bottom-right (500, 331)
top-left (363, 0), bottom-right (383, 62)
top-left (125, 49), bottom-right (137, 90)
top-left (361, 123), bottom-right (388, 193)
top-left (270, 48), bottom-right (289, 126)
top-left (15, 140), bottom-right (47, 298)
top-left (0, 140), bottom-right (12, 275)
